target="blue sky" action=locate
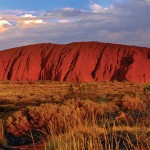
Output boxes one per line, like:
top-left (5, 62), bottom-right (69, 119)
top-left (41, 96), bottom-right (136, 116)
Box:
top-left (0, 0), bottom-right (150, 50)
top-left (0, 0), bottom-right (115, 11)
top-left (0, 0), bottom-right (83, 10)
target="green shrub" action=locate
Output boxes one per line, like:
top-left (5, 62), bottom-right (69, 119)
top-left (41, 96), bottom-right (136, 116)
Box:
top-left (144, 85), bottom-right (150, 94)
top-left (95, 96), bottom-right (109, 103)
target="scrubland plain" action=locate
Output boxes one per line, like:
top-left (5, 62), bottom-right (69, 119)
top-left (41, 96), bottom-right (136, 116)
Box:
top-left (0, 80), bottom-right (150, 150)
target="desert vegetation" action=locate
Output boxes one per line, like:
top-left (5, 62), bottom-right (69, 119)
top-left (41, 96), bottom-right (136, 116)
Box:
top-left (0, 81), bottom-right (150, 150)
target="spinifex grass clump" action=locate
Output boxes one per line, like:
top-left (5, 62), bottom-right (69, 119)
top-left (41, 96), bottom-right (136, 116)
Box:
top-left (5, 100), bottom-right (119, 138)
top-left (4, 99), bottom-right (150, 149)
top-left (45, 126), bottom-right (150, 150)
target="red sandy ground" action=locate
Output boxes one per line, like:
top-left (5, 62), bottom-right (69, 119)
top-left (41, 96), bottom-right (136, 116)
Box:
top-left (13, 142), bottom-right (44, 150)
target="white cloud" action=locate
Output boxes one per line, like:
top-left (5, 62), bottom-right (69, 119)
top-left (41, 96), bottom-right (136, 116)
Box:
top-left (58, 19), bottom-right (69, 23)
top-left (0, 19), bottom-right (11, 26)
top-left (63, 7), bottom-right (74, 11)
top-left (21, 14), bottom-right (36, 18)
top-left (18, 14), bottom-right (46, 27)
top-left (19, 19), bottom-right (45, 25)
top-left (90, 2), bottom-right (109, 13)
top-left (0, 19), bottom-right (11, 32)
top-left (0, 10), bottom-right (36, 15)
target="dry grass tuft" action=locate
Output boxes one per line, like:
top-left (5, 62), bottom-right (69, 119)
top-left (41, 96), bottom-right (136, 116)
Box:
top-left (0, 119), bottom-right (7, 145)
top-left (122, 95), bottom-right (146, 112)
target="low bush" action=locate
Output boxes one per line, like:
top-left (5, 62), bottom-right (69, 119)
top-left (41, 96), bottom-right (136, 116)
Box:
top-left (121, 95), bottom-right (146, 112)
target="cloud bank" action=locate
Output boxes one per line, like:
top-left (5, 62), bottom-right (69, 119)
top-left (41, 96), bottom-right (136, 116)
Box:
top-left (0, 0), bottom-right (150, 50)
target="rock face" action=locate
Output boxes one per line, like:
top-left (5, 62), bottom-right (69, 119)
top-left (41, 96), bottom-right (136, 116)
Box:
top-left (0, 42), bottom-right (150, 82)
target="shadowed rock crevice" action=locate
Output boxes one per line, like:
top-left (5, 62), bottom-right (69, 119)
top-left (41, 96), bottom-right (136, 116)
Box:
top-left (7, 49), bottom-right (24, 80)
top-left (111, 55), bottom-right (134, 81)
top-left (148, 50), bottom-right (150, 59)
top-left (63, 51), bottom-right (80, 81)
top-left (91, 45), bottom-right (108, 79)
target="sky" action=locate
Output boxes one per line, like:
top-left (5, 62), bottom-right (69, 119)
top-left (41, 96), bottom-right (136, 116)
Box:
top-left (0, 0), bottom-right (150, 50)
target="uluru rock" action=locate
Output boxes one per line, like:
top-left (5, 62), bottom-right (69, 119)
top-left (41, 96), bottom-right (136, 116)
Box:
top-left (0, 41), bottom-right (150, 82)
